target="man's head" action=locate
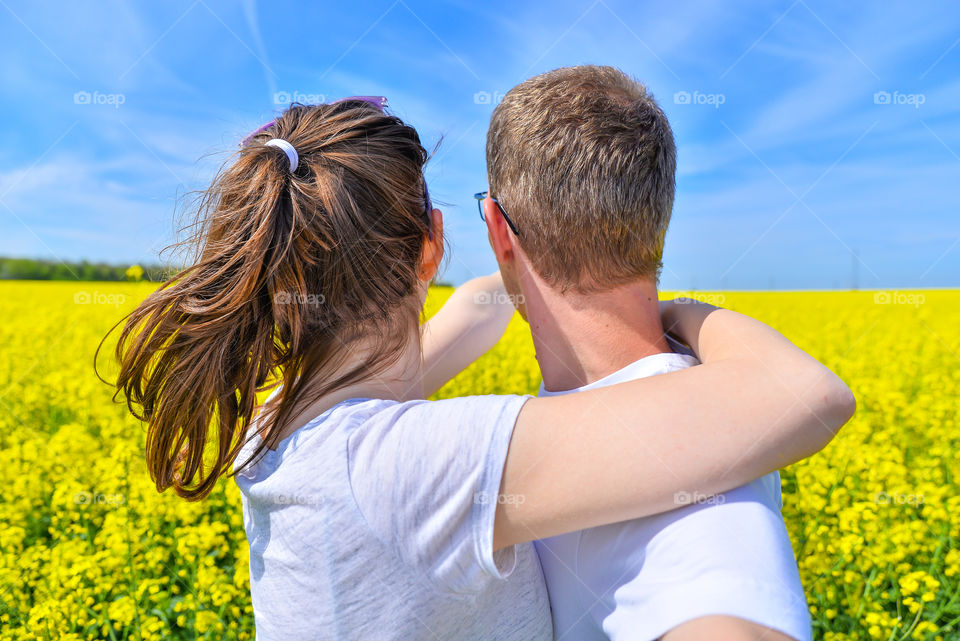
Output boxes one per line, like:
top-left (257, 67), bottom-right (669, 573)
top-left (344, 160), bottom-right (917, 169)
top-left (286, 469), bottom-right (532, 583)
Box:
top-left (485, 65), bottom-right (676, 302)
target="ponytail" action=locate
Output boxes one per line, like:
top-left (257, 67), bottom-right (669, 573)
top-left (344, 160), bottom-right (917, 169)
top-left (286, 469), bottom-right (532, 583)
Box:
top-left (102, 102), bottom-right (432, 499)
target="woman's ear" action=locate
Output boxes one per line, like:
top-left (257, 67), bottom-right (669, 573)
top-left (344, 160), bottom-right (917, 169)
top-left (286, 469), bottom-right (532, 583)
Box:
top-left (418, 208), bottom-right (444, 281)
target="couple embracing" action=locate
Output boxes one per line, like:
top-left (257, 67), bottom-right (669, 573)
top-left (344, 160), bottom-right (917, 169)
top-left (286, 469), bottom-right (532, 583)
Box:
top-left (114, 65), bottom-right (855, 640)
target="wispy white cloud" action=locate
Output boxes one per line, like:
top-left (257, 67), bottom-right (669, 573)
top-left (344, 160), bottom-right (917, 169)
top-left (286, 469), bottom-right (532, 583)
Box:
top-left (0, 0), bottom-right (956, 287)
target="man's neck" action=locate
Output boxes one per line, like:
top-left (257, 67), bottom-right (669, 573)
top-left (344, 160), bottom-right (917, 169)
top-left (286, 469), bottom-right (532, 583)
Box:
top-left (526, 279), bottom-right (670, 393)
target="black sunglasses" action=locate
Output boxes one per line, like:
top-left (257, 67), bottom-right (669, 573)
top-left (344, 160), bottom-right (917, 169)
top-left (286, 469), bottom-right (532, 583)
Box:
top-left (474, 191), bottom-right (521, 237)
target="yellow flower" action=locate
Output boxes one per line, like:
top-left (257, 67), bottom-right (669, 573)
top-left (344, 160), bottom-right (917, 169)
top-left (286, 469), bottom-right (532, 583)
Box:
top-left (2, 283), bottom-right (958, 639)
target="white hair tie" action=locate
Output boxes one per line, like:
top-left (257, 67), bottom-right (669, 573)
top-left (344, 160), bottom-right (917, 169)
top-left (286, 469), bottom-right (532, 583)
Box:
top-left (264, 138), bottom-right (299, 173)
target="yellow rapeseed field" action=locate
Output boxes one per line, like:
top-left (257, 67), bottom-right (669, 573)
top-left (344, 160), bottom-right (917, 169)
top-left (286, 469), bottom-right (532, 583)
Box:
top-left (0, 281), bottom-right (957, 640)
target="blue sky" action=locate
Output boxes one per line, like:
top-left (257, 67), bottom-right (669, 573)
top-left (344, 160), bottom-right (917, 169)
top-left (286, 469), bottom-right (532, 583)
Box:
top-left (0, 0), bottom-right (957, 289)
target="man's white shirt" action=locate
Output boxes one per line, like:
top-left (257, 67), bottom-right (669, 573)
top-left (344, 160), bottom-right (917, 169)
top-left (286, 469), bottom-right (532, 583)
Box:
top-left (534, 350), bottom-right (812, 641)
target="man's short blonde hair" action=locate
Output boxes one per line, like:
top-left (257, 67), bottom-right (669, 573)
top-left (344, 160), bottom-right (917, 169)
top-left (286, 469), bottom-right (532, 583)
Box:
top-left (487, 65), bottom-right (676, 293)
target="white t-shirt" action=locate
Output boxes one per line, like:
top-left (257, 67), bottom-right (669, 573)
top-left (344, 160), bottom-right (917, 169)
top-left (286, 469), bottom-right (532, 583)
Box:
top-left (235, 394), bottom-right (552, 641)
top-left (534, 351), bottom-right (812, 641)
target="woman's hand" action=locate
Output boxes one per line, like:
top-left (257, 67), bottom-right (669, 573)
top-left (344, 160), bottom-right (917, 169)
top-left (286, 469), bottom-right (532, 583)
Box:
top-left (659, 298), bottom-right (719, 357)
top-left (420, 272), bottom-right (517, 397)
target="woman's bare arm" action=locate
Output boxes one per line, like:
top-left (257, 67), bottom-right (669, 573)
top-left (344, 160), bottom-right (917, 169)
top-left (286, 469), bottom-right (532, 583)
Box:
top-left (420, 272), bottom-right (516, 397)
top-left (493, 300), bottom-right (855, 550)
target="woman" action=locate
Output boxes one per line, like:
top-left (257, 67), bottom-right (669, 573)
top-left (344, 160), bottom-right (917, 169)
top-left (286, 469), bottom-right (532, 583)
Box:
top-left (110, 98), bottom-right (855, 640)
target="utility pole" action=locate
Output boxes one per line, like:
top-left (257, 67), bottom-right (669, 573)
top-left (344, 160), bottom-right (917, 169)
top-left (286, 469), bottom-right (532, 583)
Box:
top-left (852, 248), bottom-right (859, 291)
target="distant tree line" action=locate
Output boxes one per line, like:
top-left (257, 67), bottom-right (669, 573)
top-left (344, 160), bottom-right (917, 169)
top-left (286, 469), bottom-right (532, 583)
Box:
top-left (0, 256), bottom-right (462, 286)
top-left (0, 257), bottom-right (174, 282)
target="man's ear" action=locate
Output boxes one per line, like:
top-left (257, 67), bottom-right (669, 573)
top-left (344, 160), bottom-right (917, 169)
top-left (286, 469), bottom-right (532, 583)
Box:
top-left (418, 208), bottom-right (444, 282)
top-left (484, 197), bottom-right (515, 265)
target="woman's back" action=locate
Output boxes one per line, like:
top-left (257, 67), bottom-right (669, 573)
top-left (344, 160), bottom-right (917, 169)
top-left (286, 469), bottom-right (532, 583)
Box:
top-left (235, 395), bottom-right (552, 641)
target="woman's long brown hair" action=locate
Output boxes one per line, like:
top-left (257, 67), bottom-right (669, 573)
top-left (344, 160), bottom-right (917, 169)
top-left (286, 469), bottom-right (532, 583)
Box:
top-left (100, 101), bottom-right (433, 500)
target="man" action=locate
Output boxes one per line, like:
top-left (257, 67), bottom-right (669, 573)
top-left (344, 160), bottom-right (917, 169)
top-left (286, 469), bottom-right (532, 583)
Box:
top-left (479, 65), bottom-right (811, 641)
